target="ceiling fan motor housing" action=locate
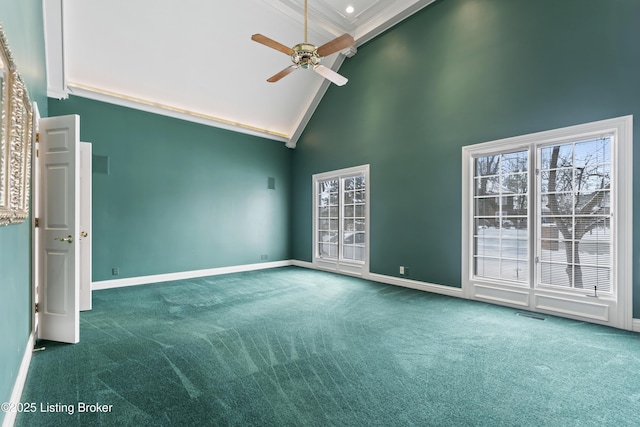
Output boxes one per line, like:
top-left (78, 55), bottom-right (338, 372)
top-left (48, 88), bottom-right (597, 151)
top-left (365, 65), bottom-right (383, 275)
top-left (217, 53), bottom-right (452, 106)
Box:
top-left (292, 43), bottom-right (320, 69)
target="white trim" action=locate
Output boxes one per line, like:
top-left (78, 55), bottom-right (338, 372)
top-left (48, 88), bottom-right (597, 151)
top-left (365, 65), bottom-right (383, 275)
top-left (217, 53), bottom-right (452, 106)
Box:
top-left (92, 260), bottom-right (293, 290)
top-left (2, 333), bottom-right (35, 427)
top-left (312, 165), bottom-right (370, 277)
top-left (287, 54), bottom-right (346, 148)
top-left (354, 0), bottom-right (437, 45)
top-left (67, 85), bottom-right (290, 144)
top-left (291, 259), bottom-right (314, 269)
top-left (462, 115), bottom-right (633, 330)
top-left (43, 0), bottom-right (68, 99)
top-left (31, 102), bottom-right (41, 340)
top-left (367, 273), bottom-right (463, 298)
top-left (633, 319), bottom-right (640, 333)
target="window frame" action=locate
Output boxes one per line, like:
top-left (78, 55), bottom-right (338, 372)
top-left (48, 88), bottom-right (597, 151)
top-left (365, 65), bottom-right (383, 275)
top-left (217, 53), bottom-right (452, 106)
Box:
top-left (312, 164), bottom-right (370, 277)
top-left (462, 116), bottom-right (633, 330)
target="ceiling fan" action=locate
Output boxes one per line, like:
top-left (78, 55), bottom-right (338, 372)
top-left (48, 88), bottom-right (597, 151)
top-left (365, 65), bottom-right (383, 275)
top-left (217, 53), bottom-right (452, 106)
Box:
top-left (251, 0), bottom-right (355, 86)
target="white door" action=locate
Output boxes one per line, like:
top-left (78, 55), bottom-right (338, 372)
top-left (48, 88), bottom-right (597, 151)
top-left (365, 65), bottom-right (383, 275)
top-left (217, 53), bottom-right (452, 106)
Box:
top-left (37, 114), bottom-right (80, 344)
top-left (79, 142), bottom-right (92, 311)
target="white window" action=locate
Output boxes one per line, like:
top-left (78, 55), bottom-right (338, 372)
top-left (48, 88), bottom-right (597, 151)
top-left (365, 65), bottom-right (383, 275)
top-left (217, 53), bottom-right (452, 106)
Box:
top-left (474, 150), bottom-right (529, 283)
top-left (313, 165), bottom-right (369, 276)
top-left (462, 117), bottom-right (632, 330)
top-left (538, 137), bottom-right (612, 293)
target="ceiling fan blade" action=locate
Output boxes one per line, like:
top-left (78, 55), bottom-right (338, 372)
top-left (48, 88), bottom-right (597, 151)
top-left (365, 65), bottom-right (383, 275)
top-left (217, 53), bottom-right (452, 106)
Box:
top-left (267, 65), bottom-right (299, 83)
top-left (316, 34), bottom-right (355, 57)
top-left (314, 65), bottom-right (348, 86)
top-left (251, 34), bottom-right (294, 55)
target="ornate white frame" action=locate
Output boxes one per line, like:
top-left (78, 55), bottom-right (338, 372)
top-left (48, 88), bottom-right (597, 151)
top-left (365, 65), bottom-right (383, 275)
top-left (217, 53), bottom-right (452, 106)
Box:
top-left (0, 23), bottom-right (33, 226)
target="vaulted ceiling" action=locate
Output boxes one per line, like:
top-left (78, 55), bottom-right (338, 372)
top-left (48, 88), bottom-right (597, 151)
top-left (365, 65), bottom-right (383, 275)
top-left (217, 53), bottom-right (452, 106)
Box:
top-left (44, 0), bottom-right (436, 147)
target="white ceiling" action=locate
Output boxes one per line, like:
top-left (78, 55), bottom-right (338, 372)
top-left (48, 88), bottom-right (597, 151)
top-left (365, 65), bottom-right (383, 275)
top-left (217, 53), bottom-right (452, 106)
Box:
top-left (44, 0), bottom-right (436, 147)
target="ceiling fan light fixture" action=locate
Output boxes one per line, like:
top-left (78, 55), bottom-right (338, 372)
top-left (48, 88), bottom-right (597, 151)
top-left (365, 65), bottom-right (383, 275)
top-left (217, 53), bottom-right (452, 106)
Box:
top-left (291, 43), bottom-right (320, 69)
top-left (250, 0), bottom-right (355, 85)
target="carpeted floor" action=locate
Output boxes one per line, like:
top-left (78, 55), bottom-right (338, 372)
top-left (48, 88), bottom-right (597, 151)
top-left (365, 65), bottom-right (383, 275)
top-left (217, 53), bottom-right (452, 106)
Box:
top-left (15, 267), bottom-right (640, 426)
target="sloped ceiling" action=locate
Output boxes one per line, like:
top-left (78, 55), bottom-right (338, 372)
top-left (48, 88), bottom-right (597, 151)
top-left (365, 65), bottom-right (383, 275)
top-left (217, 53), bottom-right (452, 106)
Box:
top-left (44, 0), bottom-right (436, 147)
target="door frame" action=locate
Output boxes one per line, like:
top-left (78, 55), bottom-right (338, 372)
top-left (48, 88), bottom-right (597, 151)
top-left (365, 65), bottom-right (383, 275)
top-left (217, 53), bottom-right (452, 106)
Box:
top-left (31, 103), bottom-right (41, 335)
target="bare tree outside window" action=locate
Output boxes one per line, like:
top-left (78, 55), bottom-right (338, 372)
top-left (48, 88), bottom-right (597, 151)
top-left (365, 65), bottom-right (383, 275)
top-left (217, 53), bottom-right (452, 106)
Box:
top-left (540, 137), bottom-right (611, 291)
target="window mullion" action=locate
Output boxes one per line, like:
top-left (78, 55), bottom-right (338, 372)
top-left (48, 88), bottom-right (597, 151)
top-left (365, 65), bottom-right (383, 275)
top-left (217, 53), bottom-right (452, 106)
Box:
top-left (339, 177), bottom-right (344, 261)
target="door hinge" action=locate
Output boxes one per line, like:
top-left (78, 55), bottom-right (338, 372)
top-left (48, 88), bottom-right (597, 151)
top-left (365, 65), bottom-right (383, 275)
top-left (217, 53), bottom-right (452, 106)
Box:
top-left (34, 217), bottom-right (39, 228)
top-left (35, 133), bottom-right (40, 143)
top-left (34, 303), bottom-right (39, 313)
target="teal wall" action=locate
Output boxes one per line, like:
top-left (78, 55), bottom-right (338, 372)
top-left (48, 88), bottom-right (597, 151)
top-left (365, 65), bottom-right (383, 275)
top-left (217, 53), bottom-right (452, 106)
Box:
top-left (48, 96), bottom-right (292, 282)
top-left (3, 4), bottom-right (640, 414)
top-left (291, 0), bottom-right (640, 316)
top-left (0, 0), bottom-right (46, 416)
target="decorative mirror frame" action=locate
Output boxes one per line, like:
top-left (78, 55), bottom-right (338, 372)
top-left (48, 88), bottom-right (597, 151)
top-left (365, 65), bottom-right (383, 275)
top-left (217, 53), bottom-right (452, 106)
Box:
top-left (0, 22), bottom-right (33, 226)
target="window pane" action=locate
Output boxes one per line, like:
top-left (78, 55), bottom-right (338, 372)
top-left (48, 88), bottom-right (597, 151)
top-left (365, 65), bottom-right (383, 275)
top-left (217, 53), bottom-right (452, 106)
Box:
top-left (501, 259), bottom-right (528, 282)
top-left (343, 245), bottom-right (354, 260)
top-left (537, 138), bottom-right (612, 293)
top-left (540, 144), bottom-right (572, 170)
top-left (475, 257), bottom-right (500, 279)
top-left (501, 151), bottom-right (528, 174)
top-left (329, 244), bottom-right (338, 258)
top-left (540, 169), bottom-right (574, 193)
top-left (475, 155), bottom-right (500, 177)
top-left (475, 236), bottom-right (499, 258)
top-left (344, 219), bottom-right (355, 232)
top-left (316, 171), bottom-right (367, 264)
top-left (474, 198), bottom-right (497, 218)
top-left (344, 177), bottom-right (355, 190)
top-left (575, 138), bottom-right (610, 167)
top-left (475, 176), bottom-right (500, 196)
top-left (579, 266), bottom-right (611, 292)
top-left (473, 150), bottom-right (529, 281)
top-left (540, 262), bottom-right (572, 287)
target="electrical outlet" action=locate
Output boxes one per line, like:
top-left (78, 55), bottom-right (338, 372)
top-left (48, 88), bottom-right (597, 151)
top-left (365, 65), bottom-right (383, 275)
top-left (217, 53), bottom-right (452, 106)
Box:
top-left (260, 254), bottom-right (268, 261)
top-left (112, 267), bottom-right (119, 276)
top-left (399, 266), bottom-right (405, 275)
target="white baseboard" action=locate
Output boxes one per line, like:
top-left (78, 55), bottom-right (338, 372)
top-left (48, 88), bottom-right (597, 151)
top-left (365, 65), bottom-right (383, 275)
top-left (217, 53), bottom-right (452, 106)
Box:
top-left (633, 318), bottom-right (640, 333)
top-left (367, 272), bottom-right (464, 298)
top-left (291, 259), bottom-right (314, 269)
top-left (93, 260), bottom-right (293, 290)
top-left (2, 333), bottom-right (35, 427)
top-left (92, 259), bottom-right (464, 302)
top-left (292, 260), bottom-right (463, 298)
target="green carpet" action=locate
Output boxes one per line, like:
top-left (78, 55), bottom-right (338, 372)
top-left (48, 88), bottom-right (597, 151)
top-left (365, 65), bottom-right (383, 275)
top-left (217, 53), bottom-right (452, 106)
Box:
top-left (15, 267), bottom-right (640, 426)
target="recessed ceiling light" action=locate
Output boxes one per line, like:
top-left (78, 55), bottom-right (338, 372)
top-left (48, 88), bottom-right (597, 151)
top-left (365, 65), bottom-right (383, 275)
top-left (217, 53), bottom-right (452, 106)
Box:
top-left (345, 5), bottom-right (355, 14)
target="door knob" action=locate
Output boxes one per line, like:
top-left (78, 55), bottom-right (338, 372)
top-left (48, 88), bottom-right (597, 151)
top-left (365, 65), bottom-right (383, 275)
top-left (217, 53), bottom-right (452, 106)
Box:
top-left (81, 231), bottom-right (88, 238)
top-left (55, 235), bottom-right (74, 243)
